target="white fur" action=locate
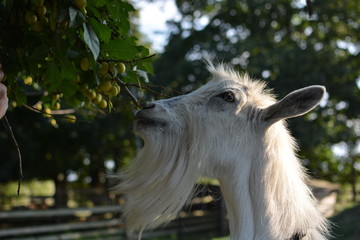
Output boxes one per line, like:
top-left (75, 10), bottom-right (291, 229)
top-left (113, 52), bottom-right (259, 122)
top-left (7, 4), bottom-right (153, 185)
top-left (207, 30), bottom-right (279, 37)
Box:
top-left (113, 64), bottom-right (329, 240)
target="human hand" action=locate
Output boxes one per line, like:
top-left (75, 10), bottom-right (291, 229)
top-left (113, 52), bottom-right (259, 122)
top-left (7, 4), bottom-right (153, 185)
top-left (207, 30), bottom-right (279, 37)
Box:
top-left (0, 64), bottom-right (8, 118)
top-left (0, 83), bottom-right (8, 118)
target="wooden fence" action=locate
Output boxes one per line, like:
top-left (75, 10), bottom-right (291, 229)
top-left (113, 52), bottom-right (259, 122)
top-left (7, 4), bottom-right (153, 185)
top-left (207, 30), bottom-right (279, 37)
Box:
top-left (0, 181), bottom-right (338, 239)
top-left (0, 186), bottom-right (229, 240)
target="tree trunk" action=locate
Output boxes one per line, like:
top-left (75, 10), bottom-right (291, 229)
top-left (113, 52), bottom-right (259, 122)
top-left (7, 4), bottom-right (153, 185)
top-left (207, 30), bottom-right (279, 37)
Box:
top-left (54, 174), bottom-right (67, 208)
top-left (350, 156), bottom-right (357, 203)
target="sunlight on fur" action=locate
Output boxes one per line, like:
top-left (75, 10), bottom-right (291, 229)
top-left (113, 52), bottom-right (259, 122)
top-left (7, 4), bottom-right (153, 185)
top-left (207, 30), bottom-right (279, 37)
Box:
top-left (112, 63), bottom-right (329, 240)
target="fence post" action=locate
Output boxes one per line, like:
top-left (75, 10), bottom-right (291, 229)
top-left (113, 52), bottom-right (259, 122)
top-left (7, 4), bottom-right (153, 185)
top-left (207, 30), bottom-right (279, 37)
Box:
top-left (219, 196), bottom-right (228, 235)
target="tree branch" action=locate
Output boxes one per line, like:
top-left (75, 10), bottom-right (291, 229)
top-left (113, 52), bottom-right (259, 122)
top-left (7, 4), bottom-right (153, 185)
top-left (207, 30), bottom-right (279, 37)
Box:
top-left (98, 54), bottom-right (157, 64)
top-left (23, 104), bottom-right (90, 123)
top-left (306, 0), bottom-right (313, 17)
top-left (114, 77), bottom-right (142, 109)
top-left (24, 103), bottom-right (76, 115)
top-left (113, 79), bottom-right (185, 107)
top-left (125, 83), bottom-right (171, 99)
top-left (2, 116), bottom-right (23, 195)
top-left (126, 83), bottom-right (184, 97)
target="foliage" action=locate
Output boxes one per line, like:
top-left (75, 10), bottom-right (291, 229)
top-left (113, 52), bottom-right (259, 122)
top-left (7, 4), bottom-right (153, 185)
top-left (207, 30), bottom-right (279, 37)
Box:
top-left (0, 0), bottom-right (154, 122)
top-left (153, 0), bottom-right (360, 183)
top-left (0, 0), bottom-right (155, 202)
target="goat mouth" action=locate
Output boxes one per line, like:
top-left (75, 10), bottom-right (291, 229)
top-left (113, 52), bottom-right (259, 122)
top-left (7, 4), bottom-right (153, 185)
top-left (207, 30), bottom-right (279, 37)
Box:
top-left (135, 116), bottom-right (167, 128)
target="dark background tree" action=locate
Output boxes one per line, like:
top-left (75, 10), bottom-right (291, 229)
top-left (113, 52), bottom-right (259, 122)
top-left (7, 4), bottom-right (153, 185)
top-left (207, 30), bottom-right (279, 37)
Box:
top-left (153, 0), bottom-right (360, 200)
top-left (0, 95), bottom-right (137, 206)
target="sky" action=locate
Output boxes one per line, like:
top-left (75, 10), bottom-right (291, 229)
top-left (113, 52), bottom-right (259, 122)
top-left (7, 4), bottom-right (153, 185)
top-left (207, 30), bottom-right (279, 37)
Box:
top-left (134, 0), bottom-right (181, 52)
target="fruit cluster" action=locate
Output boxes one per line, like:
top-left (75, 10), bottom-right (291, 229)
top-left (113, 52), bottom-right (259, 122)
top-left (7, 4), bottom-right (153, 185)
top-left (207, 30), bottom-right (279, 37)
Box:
top-left (19, 0), bottom-right (127, 124)
top-left (23, 0), bottom-right (87, 32)
top-left (39, 58), bottom-right (125, 126)
top-left (79, 59), bottom-right (125, 110)
top-left (24, 0), bottom-right (45, 31)
top-left (2, 0), bottom-right (147, 127)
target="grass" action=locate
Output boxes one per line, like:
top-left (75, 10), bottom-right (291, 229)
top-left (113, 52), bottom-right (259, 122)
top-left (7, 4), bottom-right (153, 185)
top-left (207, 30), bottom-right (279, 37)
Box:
top-left (0, 180), bottom-right (55, 210)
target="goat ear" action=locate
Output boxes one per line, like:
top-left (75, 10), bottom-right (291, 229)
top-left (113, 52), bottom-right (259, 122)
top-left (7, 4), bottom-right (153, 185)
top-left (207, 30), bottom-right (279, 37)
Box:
top-left (261, 85), bottom-right (325, 124)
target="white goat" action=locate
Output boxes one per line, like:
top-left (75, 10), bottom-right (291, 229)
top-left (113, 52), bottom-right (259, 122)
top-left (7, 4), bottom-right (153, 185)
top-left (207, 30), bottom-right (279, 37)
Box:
top-left (113, 63), bottom-right (329, 240)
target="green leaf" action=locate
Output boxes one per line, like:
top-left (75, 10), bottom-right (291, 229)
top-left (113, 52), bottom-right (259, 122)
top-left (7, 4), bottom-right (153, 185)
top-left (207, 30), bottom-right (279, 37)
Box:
top-left (31, 44), bottom-right (50, 61)
top-left (101, 39), bottom-right (137, 60)
top-left (66, 49), bottom-right (81, 59)
top-left (59, 58), bottom-right (77, 81)
top-left (88, 0), bottom-right (107, 7)
top-left (27, 44), bottom-right (49, 74)
top-left (64, 93), bottom-right (84, 107)
top-left (137, 45), bottom-right (150, 57)
top-left (122, 70), bottom-right (139, 84)
top-left (88, 18), bottom-right (111, 42)
top-left (107, 1), bottom-right (135, 34)
top-left (83, 23), bottom-right (100, 60)
top-left (13, 88), bottom-right (27, 106)
top-left (138, 61), bottom-right (154, 75)
top-left (45, 61), bottom-right (61, 92)
top-left (68, 7), bottom-right (86, 27)
top-left (58, 78), bottom-right (78, 98)
top-left (69, 7), bottom-right (78, 26)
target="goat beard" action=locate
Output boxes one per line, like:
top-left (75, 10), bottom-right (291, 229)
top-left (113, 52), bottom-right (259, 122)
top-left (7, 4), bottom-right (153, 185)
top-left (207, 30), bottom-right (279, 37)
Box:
top-left (112, 130), bottom-right (203, 237)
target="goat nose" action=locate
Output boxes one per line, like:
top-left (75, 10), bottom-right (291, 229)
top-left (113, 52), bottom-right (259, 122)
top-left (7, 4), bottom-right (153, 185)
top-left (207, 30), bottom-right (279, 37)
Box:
top-left (142, 103), bottom-right (156, 109)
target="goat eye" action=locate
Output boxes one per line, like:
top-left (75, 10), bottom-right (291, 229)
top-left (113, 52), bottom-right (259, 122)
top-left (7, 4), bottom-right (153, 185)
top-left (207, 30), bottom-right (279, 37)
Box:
top-left (221, 92), bottom-right (235, 102)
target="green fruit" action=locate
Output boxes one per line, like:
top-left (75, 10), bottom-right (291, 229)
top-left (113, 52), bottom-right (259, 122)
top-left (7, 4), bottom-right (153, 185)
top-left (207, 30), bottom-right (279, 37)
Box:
top-left (43, 107), bottom-right (52, 117)
top-left (87, 90), bottom-right (96, 100)
top-left (53, 94), bottom-right (61, 101)
top-left (108, 101), bottom-right (113, 109)
top-left (101, 81), bottom-right (112, 92)
top-left (74, 0), bottom-right (87, 9)
top-left (116, 63), bottom-right (126, 74)
top-left (114, 84), bottom-right (121, 94)
top-left (54, 102), bottom-right (61, 110)
top-left (38, 6), bottom-right (47, 17)
top-left (108, 86), bottom-right (119, 97)
top-left (99, 99), bottom-right (107, 108)
top-left (109, 63), bottom-right (116, 74)
top-left (93, 93), bottom-right (102, 104)
top-left (25, 12), bottom-right (37, 25)
top-left (99, 62), bottom-right (109, 75)
top-left (66, 115), bottom-right (76, 123)
top-left (80, 57), bottom-right (90, 71)
top-left (24, 76), bottom-right (33, 85)
top-left (49, 118), bottom-right (57, 126)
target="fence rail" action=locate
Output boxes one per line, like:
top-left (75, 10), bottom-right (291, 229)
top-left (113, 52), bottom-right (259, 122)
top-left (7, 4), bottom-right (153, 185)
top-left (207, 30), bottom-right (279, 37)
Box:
top-left (0, 186), bottom-right (228, 240)
top-left (0, 205), bottom-right (123, 220)
top-left (0, 181), bottom-right (337, 239)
